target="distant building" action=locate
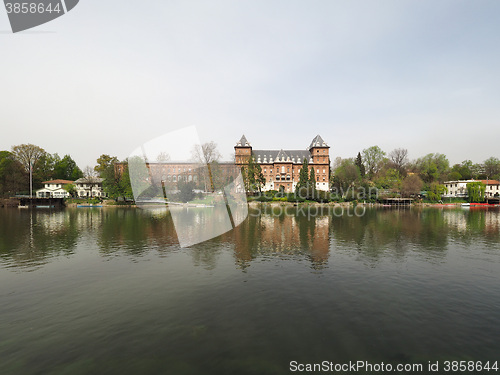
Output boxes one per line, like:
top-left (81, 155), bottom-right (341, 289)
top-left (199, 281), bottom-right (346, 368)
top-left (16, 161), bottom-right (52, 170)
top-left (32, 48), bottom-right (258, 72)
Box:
top-left (36, 180), bottom-right (73, 198)
top-left (234, 135), bottom-right (331, 192)
top-left (74, 177), bottom-right (107, 198)
top-left (443, 179), bottom-right (500, 198)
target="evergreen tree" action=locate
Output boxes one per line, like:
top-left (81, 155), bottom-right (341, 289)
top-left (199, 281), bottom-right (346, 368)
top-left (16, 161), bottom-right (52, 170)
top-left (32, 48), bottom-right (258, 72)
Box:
top-left (253, 162), bottom-right (266, 193)
top-left (309, 167), bottom-right (317, 198)
top-left (296, 158), bottom-right (310, 198)
top-left (355, 152), bottom-right (365, 177)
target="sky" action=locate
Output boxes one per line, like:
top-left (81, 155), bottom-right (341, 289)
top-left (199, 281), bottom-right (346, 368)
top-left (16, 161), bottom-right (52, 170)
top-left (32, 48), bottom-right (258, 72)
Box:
top-left (1, 0), bottom-right (500, 169)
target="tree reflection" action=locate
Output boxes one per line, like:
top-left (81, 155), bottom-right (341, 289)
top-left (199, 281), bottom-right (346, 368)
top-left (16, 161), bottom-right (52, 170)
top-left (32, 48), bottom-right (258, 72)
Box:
top-left (0, 208), bottom-right (79, 269)
top-left (1, 207), bottom-right (499, 271)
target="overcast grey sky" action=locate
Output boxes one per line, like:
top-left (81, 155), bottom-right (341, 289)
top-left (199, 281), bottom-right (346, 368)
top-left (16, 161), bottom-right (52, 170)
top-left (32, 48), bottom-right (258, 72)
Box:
top-left (1, 0), bottom-right (499, 169)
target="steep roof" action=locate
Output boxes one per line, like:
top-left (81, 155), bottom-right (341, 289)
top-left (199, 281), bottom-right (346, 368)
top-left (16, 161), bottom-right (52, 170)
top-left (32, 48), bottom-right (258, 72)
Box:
top-left (252, 149), bottom-right (311, 164)
top-left (235, 135), bottom-right (251, 147)
top-left (308, 135), bottom-right (329, 149)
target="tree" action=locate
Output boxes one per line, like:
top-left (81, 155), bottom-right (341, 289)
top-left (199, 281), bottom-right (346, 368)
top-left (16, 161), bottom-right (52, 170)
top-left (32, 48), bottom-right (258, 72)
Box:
top-left (427, 183), bottom-right (447, 202)
top-left (389, 148), bottom-right (408, 176)
top-left (156, 152), bottom-right (170, 163)
top-left (192, 141), bottom-right (222, 191)
top-left (100, 157), bottom-right (132, 200)
top-left (295, 158), bottom-right (311, 199)
top-left (63, 183), bottom-right (77, 198)
top-left (11, 144), bottom-right (45, 197)
top-left (466, 181), bottom-right (486, 203)
top-left (53, 154), bottom-right (83, 181)
top-left (177, 179), bottom-right (196, 202)
top-left (375, 168), bottom-right (402, 191)
top-left (308, 166), bottom-right (317, 199)
top-left (332, 158), bottom-right (360, 193)
top-left (0, 151), bottom-right (26, 197)
top-left (95, 154), bottom-right (119, 177)
top-left (34, 152), bottom-right (60, 184)
top-left (355, 152), bottom-right (365, 177)
top-left (401, 174), bottom-right (423, 198)
top-left (415, 153), bottom-right (449, 184)
top-left (484, 157), bottom-right (500, 180)
top-left (362, 146), bottom-right (386, 179)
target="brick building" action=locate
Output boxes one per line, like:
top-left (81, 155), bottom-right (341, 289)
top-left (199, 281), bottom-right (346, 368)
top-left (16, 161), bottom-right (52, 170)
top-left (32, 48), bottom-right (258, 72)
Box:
top-left (234, 135), bottom-right (330, 192)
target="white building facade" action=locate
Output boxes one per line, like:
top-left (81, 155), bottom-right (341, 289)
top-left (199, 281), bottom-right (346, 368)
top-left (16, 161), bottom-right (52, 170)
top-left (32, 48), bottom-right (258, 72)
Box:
top-left (74, 177), bottom-right (107, 198)
top-left (36, 180), bottom-right (73, 198)
top-left (443, 179), bottom-right (500, 198)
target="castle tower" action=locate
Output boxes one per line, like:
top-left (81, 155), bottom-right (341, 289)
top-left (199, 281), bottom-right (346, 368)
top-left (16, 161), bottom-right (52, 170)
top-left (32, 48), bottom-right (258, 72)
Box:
top-left (308, 135), bottom-right (330, 189)
top-left (234, 135), bottom-right (252, 166)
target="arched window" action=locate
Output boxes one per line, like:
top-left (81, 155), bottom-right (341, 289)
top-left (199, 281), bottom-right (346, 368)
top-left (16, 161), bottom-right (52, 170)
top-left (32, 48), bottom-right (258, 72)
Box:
top-left (173, 175), bottom-right (177, 182)
top-left (178, 175), bottom-right (182, 182)
top-left (168, 175), bottom-right (172, 181)
top-left (188, 175), bottom-right (192, 182)
top-left (281, 166), bottom-right (285, 173)
top-left (276, 176), bottom-right (280, 181)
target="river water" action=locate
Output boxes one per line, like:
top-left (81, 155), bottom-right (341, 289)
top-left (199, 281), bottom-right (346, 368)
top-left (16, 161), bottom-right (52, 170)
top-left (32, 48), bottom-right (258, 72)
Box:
top-left (1, 206), bottom-right (499, 374)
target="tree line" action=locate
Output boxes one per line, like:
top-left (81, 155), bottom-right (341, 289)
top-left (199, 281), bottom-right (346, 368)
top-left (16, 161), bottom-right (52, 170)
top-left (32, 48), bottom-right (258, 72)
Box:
top-left (332, 146), bottom-right (500, 201)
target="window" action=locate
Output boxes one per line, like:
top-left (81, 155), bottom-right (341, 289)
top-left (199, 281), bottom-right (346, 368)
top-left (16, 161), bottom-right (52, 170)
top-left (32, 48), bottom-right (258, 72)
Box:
top-left (286, 175), bottom-right (290, 181)
top-left (323, 169), bottom-right (325, 173)
top-left (317, 169), bottom-right (319, 174)
top-left (276, 176), bottom-right (280, 181)
top-left (173, 176), bottom-right (177, 182)
top-left (281, 166), bottom-right (285, 173)
top-left (168, 175), bottom-right (172, 181)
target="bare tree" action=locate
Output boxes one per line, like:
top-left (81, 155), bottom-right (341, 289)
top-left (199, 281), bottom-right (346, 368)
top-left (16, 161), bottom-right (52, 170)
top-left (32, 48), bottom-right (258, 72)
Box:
top-left (156, 152), bottom-right (171, 163)
top-left (389, 148), bottom-right (409, 175)
top-left (79, 166), bottom-right (101, 197)
top-left (192, 141), bottom-right (222, 191)
top-left (401, 174), bottom-right (423, 198)
top-left (11, 144), bottom-right (45, 197)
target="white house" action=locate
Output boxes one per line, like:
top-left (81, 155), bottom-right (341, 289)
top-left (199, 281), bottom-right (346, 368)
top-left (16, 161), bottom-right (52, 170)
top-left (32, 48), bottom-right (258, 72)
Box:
top-left (74, 177), bottom-right (107, 198)
top-left (443, 179), bottom-right (500, 198)
top-left (36, 179), bottom-right (74, 198)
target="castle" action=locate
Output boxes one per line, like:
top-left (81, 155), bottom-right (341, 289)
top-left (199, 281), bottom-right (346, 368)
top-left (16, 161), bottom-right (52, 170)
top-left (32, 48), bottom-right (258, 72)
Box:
top-left (235, 135), bottom-right (330, 192)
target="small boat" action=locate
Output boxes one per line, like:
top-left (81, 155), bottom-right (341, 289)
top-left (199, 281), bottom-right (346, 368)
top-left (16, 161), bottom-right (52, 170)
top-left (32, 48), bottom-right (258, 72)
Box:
top-left (461, 203), bottom-right (470, 207)
top-left (77, 204), bottom-right (103, 208)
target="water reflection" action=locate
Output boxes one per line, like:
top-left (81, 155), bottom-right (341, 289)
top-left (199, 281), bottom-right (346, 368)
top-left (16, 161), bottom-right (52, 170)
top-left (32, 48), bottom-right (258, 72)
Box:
top-left (1, 207), bottom-right (500, 271)
top-left (0, 209), bottom-right (79, 270)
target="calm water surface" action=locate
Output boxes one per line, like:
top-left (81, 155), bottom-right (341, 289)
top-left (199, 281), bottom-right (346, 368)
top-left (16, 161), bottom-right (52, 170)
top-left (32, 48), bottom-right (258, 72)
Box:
top-left (1, 206), bottom-right (500, 374)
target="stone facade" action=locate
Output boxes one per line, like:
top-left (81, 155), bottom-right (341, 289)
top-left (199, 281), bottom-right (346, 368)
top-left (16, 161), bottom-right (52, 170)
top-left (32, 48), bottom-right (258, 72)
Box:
top-left (235, 135), bottom-right (330, 192)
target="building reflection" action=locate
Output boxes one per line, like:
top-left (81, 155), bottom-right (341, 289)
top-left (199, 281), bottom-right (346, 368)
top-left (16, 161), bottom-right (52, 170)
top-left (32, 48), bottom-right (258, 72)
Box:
top-left (229, 207), bottom-right (331, 270)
